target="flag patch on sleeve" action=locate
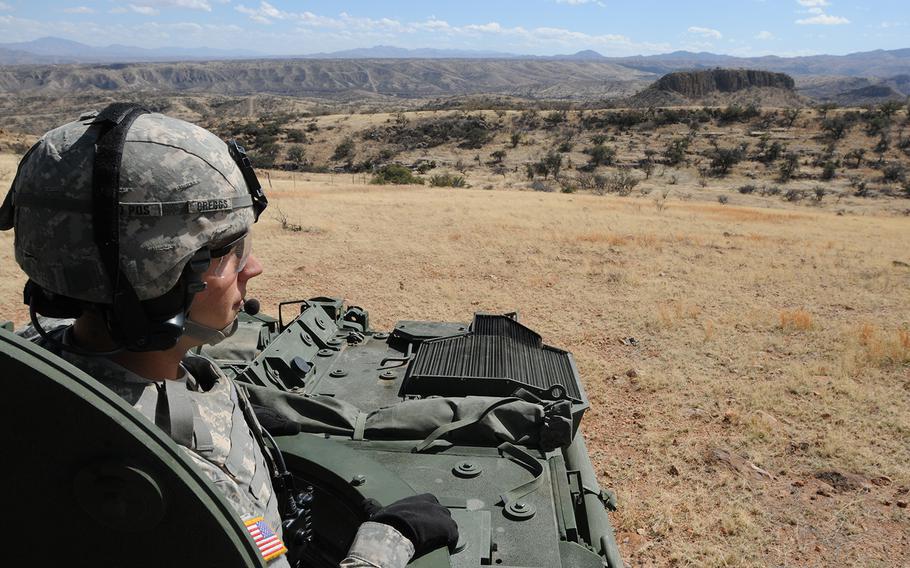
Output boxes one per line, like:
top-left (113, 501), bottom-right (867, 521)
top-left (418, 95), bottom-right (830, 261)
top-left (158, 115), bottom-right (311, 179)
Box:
top-left (244, 516), bottom-right (288, 562)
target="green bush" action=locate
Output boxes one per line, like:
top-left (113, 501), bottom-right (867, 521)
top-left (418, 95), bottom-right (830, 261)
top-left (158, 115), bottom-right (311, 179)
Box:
top-left (371, 164), bottom-right (424, 185)
top-left (332, 138), bottom-right (355, 161)
top-left (429, 173), bottom-right (467, 187)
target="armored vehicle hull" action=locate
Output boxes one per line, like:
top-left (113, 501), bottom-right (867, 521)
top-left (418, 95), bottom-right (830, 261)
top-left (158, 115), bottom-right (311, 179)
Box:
top-left (1, 299), bottom-right (623, 567)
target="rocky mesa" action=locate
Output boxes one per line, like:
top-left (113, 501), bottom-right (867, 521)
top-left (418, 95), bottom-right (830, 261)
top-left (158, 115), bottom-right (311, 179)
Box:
top-left (629, 68), bottom-right (804, 107)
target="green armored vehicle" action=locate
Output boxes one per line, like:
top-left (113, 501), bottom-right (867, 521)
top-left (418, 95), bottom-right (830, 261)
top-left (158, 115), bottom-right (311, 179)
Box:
top-left (2, 300), bottom-right (623, 567)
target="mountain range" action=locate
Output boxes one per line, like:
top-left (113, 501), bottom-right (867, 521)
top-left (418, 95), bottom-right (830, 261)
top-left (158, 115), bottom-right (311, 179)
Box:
top-left (2, 37), bottom-right (910, 79)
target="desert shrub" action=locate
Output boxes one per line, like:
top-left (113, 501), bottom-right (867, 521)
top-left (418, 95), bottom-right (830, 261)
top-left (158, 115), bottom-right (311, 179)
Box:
top-left (874, 134), bottom-right (891, 162)
top-left (815, 102), bottom-right (839, 119)
top-left (332, 138), bottom-right (355, 161)
top-left (489, 149), bottom-right (506, 164)
top-left (585, 144), bottom-right (616, 168)
top-left (510, 132), bottom-right (522, 148)
top-left (821, 115), bottom-right (853, 141)
top-left (761, 185), bottom-right (781, 196)
top-left (821, 161), bottom-right (837, 180)
top-left (813, 186), bottom-right (827, 202)
top-left (429, 173), bottom-right (467, 187)
top-left (286, 129), bottom-right (307, 143)
top-left (371, 164), bottom-right (424, 185)
top-left (557, 140), bottom-right (574, 153)
top-left (845, 148), bottom-right (866, 168)
top-left (363, 114), bottom-right (496, 150)
top-left (558, 177), bottom-right (577, 193)
top-left (638, 151), bottom-right (656, 179)
top-left (717, 195), bottom-right (729, 204)
top-left (881, 162), bottom-right (906, 183)
top-left (591, 133), bottom-right (609, 145)
top-left (864, 112), bottom-right (892, 137)
top-left (754, 137), bottom-right (783, 164)
top-left (662, 137), bottom-right (690, 166)
top-left (544, 110), bottom-right (567, 128)
top-left (738, 184), bottom-right (757, 194)
top-left (531, 180), bottom-right (554, 192)
top-left (707, 144), bottom-right (747, 176)
top-left (778, 152), bottom-right (800, 182)
top-left (781, 108), bottom-right (800, 128)
top-left (783, 188), bottom-right (804, 202)
top-left (414, 160), bottom-right (437, 173)
top-left (283, 145), bottom-right (307, 170)
top-left (718, 103), bottom-right (759, 124)
top-left (603, 168), bottom-right (639, 196)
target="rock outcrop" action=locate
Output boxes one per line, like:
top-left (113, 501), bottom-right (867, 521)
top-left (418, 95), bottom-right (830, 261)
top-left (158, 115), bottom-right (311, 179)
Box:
top-left (628, 68), bottom-right (803, 107)
top-left (652, 69), bottom-right (795, 98)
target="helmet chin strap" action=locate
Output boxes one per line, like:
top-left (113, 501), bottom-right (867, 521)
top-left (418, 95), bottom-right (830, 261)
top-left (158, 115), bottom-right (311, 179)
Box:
top-left (183, 316), bottom-right (239, 346)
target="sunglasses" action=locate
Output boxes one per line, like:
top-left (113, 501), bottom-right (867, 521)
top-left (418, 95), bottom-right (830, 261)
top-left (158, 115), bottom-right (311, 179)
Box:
top-left (209, 232), bottom-right (252, 278)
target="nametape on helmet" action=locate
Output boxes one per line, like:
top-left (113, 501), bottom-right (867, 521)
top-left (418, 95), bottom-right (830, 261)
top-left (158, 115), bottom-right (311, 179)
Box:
top-left (14, 194), bottom-right (253, 216)
top-left (119, 195), bottom-right (254, 217)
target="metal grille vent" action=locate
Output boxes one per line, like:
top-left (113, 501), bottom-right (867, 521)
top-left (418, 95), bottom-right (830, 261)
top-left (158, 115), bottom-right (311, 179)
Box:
top-left (406, 314), bottom-right (581, 401)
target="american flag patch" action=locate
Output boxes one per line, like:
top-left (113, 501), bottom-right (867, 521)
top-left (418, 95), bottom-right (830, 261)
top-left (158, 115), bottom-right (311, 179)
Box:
top-left (244, 516), bottom-right (288, 562)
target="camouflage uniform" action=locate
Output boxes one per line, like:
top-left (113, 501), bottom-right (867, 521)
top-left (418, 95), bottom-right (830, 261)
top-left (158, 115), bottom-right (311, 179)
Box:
top-left (26, 324), bottom-right (414, 568)
top-left (6, 110), bottom-right (417, 567)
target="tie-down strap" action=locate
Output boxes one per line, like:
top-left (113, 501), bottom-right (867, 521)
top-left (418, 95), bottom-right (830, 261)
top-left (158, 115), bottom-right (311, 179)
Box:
top-left (497, 442), bottom-right (544, 505)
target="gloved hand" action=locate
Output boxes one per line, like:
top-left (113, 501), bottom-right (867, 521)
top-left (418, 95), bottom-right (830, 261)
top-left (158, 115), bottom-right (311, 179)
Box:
top-left (362, 493), bottom-right (458, 558)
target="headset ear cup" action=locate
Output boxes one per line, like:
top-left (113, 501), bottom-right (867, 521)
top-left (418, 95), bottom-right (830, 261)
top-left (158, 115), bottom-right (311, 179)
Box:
top-left (23, 280), bottom-right (84, 319)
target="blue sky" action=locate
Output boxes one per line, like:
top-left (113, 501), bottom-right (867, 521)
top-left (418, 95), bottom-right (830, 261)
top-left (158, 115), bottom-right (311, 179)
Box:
top-left (0, 1), bottom-right (907, 57)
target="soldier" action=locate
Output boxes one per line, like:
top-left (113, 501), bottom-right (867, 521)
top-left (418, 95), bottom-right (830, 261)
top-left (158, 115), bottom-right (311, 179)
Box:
top-left (0, 104), bottom-right (457, 567)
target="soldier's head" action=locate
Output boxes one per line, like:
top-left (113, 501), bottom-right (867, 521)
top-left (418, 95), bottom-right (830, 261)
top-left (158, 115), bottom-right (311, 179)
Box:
top-left (0, 103), bottom-right (268, 352)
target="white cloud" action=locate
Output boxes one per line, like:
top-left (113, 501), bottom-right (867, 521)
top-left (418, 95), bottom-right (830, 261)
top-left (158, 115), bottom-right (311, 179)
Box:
top-left (796, 0), bottom-right (829, 6)
top-left (0, 2), bottom-right (12, 12)
top-left (879, 21), bottom-right (904, 29)
top-left (129, 5), bottom-right (159, 16)
top-left (155, 0), bottom-right (212, 10)
top-left (236, 2), bottom-right (290, 24)
top-left (688, 26), bottom-right (722, 39)
top-left (796, 14), bottom-right (849, 25)
top-left (755, 30), bottom-right (774, 40)
top-left (64, 6), bottom-right (94, 14)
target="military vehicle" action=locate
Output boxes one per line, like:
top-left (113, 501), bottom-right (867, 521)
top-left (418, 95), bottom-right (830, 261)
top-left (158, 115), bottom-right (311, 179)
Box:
top-left (2, 298), bottom-right (623, 567)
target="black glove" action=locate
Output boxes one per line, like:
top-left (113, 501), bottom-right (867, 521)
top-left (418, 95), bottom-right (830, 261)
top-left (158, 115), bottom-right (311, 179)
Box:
top-left (251, 404), bottom-right (301, 436)
top-left (362, 494), bottom-right (458, 558)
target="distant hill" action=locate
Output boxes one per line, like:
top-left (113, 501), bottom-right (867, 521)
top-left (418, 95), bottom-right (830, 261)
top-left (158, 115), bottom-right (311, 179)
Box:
top-left (0, 58), bottom-right (653, 100)
top-left (610, 48), bottom-right (910, 78)
top-left (628, 69), bottom-right (804, 107)
top-left (797, 74), bottom-right (910, 105)
top-left (0, 37), bottom-right (908, 79)
top-left (0, 36), bottom-right (261, 64)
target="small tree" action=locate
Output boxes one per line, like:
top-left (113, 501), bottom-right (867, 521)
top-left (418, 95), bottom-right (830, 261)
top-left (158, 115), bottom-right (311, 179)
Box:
top-left (371, 164), bottom-right (424, 185)
top-left (510, 132), bottom-right (522, 148)
top-left (874, 135), bottom-right (890, 163)
top-left (489, 149), bottom-right (506, 164)
top-left (286, 145), bottom-right (307, 170)
top-left (586, 144), bottom-right (616, 168)
top-left (822, 116), bottom-right (852, 141)
top-left (707, 144), bottom-right (747, 177)
top-left (778, 152), bottom-right (800, 182)
top-left (782, 108), bottom-right (800, 128)
top-left (662, 137), bottom-right (690, 166)
top-left (332, 138), bottom-right (355, 161)
top-left (845, 148), bottom-right (865, 168)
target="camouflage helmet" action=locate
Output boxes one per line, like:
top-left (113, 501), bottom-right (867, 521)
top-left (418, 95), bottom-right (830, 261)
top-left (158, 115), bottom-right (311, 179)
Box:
top-left (4, 108), bottom-right (258, 305)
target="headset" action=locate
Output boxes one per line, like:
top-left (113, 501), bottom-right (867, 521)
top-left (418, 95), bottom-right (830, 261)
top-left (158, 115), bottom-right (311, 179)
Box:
top-left (23, 102), bottom-right (267, 353)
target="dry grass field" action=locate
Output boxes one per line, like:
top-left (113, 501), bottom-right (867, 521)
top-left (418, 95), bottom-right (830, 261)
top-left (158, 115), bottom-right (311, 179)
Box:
top-left (2, 150), bottom-right (907, 566)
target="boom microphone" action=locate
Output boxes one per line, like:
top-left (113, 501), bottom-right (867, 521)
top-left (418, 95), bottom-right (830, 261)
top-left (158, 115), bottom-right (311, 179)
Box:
top-left (242, 298), bottom-right (260, 315)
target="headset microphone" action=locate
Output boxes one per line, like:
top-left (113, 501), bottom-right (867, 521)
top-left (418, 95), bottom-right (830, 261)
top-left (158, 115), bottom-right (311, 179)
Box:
top-left (243, 298), bottom-right (261, 316)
